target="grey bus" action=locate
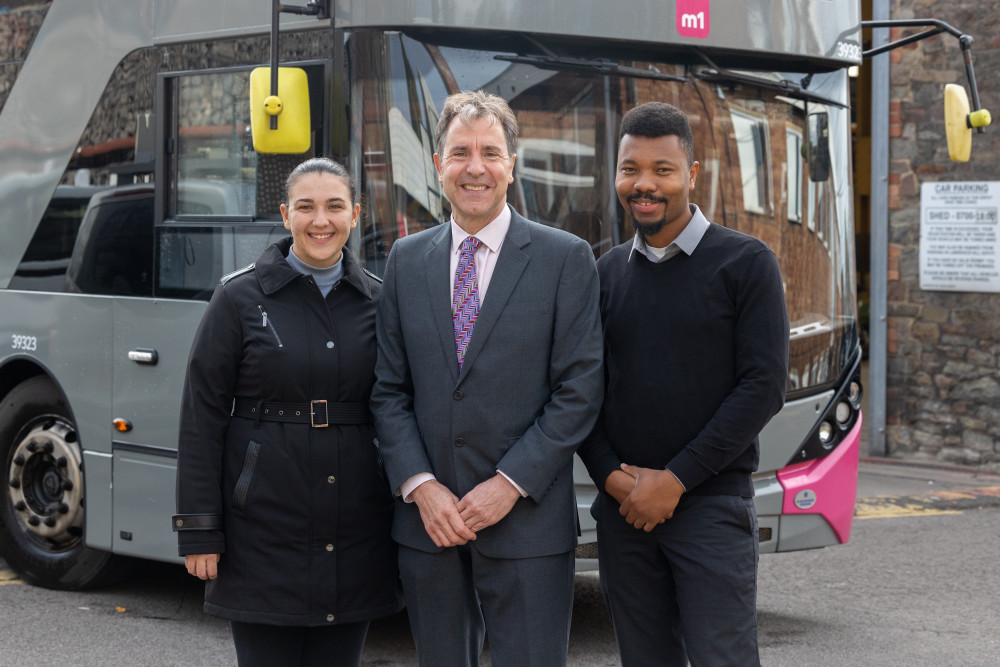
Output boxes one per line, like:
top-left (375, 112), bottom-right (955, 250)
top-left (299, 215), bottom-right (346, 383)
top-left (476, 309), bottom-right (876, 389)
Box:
top-left (0, 0), bottom-right (988, 589)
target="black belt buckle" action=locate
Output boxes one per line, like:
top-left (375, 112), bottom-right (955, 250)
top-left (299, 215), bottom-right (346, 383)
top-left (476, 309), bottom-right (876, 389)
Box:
top-left (310, 400), bottom-right (329, 428)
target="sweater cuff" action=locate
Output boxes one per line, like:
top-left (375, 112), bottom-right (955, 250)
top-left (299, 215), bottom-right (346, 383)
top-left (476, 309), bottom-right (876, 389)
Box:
top-left (666, 449), bottom-right (712, 493)
top-left (588, 452), bottom-right (623, 496)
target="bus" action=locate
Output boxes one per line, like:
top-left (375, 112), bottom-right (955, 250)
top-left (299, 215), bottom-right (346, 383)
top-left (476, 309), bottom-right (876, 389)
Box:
top-left (0, 0), bottom-right (987, 588)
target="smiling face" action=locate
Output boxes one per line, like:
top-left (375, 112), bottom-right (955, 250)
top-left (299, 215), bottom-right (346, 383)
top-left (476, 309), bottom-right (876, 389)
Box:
top-left (434, 115), bottom-right (516, 235)
top-left (281, 171), bottom-right (359, 268)
top-left (615, 133), bottom-right (700, 247)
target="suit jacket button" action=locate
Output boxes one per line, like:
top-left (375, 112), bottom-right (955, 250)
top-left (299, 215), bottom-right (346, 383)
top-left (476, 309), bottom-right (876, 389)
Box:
top-left (455, 437), bottom-right (465, 447)
top-left (453, 391), bottom-right (463, 400)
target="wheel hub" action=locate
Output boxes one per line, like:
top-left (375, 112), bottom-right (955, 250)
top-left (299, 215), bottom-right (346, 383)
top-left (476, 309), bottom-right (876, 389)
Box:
top-left (7, 418), bottom-right (84, 549)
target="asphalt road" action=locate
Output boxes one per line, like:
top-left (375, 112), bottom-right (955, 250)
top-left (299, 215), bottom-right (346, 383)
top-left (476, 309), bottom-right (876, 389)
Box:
top-left (2, 458), bottom-right (999, 666)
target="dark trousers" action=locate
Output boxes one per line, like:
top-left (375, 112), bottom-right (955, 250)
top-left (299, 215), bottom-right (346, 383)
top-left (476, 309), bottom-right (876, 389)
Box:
top-left (398, 543), bottom-right (574, 667)
top-left (230, 619), bottom-right (370, 667)
top-left (596, 493), bottom-right (760, 667)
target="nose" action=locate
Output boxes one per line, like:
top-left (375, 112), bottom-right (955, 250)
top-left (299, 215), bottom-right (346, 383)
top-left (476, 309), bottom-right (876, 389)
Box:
top-left (633, 169), bottom-right (655, 193)
top-left (465, 152), bottom-right (486, 175)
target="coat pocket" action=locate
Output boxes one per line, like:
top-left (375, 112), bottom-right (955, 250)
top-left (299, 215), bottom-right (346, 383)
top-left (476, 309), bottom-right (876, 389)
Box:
top-left (233, 439), bottom-right (261, 511)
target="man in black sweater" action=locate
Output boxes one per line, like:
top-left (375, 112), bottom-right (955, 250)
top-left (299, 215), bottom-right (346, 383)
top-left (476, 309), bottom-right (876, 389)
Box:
top-left (578, 102), bottom-right (789, 666)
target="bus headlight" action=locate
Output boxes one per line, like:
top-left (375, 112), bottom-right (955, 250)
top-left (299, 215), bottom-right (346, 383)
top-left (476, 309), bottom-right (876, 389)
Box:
top-left (817, 421), bottom-right (835, 448)
top-left (848, 381), bottom-right (862, 408)
top-left (835, 401), bottom-right (852, 426)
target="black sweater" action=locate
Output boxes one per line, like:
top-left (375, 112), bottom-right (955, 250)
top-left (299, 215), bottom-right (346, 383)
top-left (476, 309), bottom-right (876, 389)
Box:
top-left (579, 223), bottom-right (789, 497)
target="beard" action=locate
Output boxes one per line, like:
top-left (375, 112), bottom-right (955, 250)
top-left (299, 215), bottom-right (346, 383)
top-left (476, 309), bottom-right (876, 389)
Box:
top-left (628, 193), bottom-right (669, 239)
top-left (633, 216), bottom-right (667, 239)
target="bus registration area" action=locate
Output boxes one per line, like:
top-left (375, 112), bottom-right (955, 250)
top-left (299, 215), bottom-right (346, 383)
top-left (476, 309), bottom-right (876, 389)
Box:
top-left (919, 181), bottom-right (1000, 293)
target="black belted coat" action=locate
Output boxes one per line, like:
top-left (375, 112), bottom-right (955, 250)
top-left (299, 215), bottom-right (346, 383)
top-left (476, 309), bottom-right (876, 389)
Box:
top-left (174, 237), bottom-right (402, 626)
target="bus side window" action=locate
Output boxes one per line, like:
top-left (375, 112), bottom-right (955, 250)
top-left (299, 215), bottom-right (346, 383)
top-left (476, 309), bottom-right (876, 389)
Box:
top-left (65, 187), bottom-right (155, 297)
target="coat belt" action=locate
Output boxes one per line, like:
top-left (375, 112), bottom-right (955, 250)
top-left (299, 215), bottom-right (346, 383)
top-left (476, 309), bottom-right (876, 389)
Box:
top-left (232, 397), bottom-right (372, 428)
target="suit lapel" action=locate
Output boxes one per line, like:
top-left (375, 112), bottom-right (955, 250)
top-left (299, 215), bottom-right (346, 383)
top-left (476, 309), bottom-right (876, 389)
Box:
top-left (458, 212), bottom-right (531, 382)
top-left (424, 224), bottom-right (460, 383)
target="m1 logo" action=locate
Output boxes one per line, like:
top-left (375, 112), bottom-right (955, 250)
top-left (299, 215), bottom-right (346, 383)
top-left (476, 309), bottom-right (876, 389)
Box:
top-left (676, 0), bottom-right (710, 38)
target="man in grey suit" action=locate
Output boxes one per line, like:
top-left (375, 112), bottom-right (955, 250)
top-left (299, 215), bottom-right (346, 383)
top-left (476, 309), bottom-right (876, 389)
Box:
top-left (371, 90), bottom-right (603, 666)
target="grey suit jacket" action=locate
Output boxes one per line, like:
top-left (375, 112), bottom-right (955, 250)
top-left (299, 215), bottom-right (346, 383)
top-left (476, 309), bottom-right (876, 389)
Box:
top-left (371, 208), bottom-right (603, 559)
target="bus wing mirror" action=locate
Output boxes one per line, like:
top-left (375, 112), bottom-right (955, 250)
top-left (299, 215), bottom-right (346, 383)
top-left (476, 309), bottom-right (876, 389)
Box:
top-left (249, 67), bottom-right (311, 154)
top-left (807, 111), bottom-right (830, 182)
top-left (944, 83), bottom-right (992, 162)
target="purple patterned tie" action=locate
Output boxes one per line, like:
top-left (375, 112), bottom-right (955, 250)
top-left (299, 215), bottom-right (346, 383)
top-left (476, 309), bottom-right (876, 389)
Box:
top-left (453, 236), bottom-right (482, 370)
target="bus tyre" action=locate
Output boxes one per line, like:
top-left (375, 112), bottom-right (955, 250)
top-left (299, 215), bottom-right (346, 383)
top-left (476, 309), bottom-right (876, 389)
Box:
top-left (0, 376), bottom-right (118, 590)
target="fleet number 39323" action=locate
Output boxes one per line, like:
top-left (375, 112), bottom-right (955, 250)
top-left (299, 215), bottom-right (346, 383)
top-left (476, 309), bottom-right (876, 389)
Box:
top-left (11, 334), bottom-right (38, 351)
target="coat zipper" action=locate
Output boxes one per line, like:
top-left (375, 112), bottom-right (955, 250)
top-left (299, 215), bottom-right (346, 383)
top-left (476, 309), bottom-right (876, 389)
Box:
top-left (257, 305), bottom-right (284, 348)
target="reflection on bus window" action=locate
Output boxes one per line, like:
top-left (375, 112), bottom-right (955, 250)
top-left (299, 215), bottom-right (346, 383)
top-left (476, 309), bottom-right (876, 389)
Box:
top-left (64, 186), bottom-right (154, 297)
top-left (731, 109), bottom-right (772, 215)
top-left (175, 73), bottom-right (257, 217)
top-left (786, 128), bottom-right (803, 223)
top-left (157, 225), bottom-right (286, 299)
top-left (10, 186), bottom-right (110, 291)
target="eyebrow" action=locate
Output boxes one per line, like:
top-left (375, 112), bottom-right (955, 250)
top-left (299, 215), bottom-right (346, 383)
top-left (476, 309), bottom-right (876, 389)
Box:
top-left (618, 158), bottom-right (679, 167)
top-left (449, 143), bottom-right (506, 154)
top-left (293, 196), bottom-right (348, 205)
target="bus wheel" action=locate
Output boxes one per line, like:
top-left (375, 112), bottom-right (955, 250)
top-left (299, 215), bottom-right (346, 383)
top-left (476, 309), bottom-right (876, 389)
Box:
top-left (0, 376), bottom-right (117, 589)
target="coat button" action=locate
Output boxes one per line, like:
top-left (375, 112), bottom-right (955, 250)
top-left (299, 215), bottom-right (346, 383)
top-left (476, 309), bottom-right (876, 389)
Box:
top-left (326, 544), bottom-right (335, 552)
top-left (327, 614), bottom-right (335, 622)
top-left (453, 391), bottom-right (463, 400)
top-left (455, 437), bottom-right (465, 447)
top-left (326, 341), bottom-right (335, 349)
top-left (327, 475), bottom-right (336, 484)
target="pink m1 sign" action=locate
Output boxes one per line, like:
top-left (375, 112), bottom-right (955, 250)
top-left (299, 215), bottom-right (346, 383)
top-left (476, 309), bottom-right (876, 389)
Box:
top-left (676, 0), bottom-right (710, 38)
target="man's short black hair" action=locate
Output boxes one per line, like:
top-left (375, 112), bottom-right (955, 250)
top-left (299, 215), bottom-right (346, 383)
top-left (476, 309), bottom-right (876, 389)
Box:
top-left (619, 102), bottom-right (695, 166)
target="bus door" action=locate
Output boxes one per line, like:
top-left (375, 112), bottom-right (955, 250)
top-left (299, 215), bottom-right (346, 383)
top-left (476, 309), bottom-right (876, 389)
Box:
top-left (110, 296), bottom-right (206, 561)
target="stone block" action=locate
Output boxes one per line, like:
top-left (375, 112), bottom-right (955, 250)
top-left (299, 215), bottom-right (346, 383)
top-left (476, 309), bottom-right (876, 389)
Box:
top-left (911, 322), bottom-right (940, 343)
top-left (950, 376), bottom-right (1000, 400)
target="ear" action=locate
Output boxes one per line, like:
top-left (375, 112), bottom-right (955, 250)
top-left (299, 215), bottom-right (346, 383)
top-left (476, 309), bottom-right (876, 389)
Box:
top-left (351, 202), bottom-right (361, 229)
top-left (433, 153), bottom-right (444, 182)
top-left (280, 204), bottom-right (291, 231)
top-left (506, 153), bottom-right (516, 184)
top-left (688, 160), bottom-right (700, 191)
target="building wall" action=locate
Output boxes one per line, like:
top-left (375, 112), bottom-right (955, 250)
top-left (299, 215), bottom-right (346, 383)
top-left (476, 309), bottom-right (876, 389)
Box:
top-left (886, 0), bottom-right (1000, 464)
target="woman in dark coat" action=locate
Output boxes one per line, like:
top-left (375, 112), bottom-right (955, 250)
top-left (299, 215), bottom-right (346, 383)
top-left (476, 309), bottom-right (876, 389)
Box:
top-left (173, 157), bottom-right (402, 666)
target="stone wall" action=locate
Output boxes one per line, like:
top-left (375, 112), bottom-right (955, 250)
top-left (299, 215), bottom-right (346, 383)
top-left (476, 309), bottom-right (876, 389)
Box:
top-left (885, 0), bottom-right (1000, 465)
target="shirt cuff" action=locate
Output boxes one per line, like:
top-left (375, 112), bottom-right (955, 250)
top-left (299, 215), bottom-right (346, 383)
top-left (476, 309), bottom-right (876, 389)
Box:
top-left (399, 472), bottom-right (435, 503)
top-left (497, 470), bottom-right (528, 498)
top-left (665, 467), bottom-right (687, 492)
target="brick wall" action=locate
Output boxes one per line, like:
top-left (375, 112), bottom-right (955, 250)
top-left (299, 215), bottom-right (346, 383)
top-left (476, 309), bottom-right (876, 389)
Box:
top-left (885, 0), bottom-right (1000, 465)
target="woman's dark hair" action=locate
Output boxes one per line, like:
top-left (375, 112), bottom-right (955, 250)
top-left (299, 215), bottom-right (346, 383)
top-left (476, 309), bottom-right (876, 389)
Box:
top-left (283, 157), bottom-right (356, 206)
top-left (619, 102), bottom-right (695, 166)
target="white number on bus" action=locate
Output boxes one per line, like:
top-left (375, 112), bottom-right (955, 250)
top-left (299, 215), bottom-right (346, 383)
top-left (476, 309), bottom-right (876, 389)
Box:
top-left (11, 334), bottom-right (38, 351)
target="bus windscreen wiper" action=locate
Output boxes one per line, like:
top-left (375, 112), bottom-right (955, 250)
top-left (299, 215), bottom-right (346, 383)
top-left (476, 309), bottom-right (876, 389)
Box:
top-left (692, 52), bottom-right (847, 108)
top-left (495, 53), bottom-right (688, 83)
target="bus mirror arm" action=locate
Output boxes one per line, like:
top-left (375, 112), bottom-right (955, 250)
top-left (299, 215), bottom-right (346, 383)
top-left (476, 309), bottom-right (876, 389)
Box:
top-left (266, 0), bottom-right (330, 129)
top-left (861, 19), bottom-right (990, 136)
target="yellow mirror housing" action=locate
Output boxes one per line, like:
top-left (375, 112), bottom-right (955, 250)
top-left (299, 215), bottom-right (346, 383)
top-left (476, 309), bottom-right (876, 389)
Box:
top-left (943, 83), bottom-right (992, 162)
top-left (944, 84), bottom-right (972, 162)
top-left (250, 67), bottom-right (311, 154)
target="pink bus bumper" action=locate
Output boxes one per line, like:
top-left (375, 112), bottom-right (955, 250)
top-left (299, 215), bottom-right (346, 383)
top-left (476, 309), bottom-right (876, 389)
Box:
top-left (776, 414), bottom-right (862, 544)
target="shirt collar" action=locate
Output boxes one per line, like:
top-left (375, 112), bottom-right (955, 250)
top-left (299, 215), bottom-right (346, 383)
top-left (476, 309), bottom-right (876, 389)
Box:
top-left (450, 205), bottom-right (511, 255)
top-left (628, 204), bottom-right (711, 263)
